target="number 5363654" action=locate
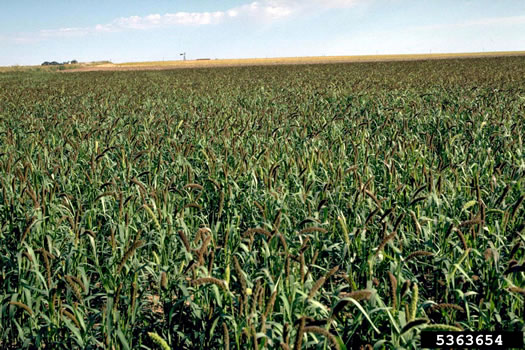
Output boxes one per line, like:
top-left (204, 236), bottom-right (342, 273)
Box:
top-left (436, 334), bottom-right (502, 347)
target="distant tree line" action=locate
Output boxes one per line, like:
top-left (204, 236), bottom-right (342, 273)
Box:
top-left (41, 60), bottom-right (78, 66)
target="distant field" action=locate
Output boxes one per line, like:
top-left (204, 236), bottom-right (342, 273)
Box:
top-left (68, 51), bottom-right (525, 71)
top-left (1, 56), bottom-right (524, 349)
top-left (2, 52), bottom-right (524, 73)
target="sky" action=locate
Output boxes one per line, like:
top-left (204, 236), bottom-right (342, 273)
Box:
top-left (1, 0), bottom-right (524, 66)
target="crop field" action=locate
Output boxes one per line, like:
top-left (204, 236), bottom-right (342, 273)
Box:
top-left (0, 56), bottom-right (524, 349)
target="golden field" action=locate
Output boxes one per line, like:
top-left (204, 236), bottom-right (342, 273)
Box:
top-left (74, 51), bottom-right (525, 71)
top-left (2, 51), bottom-right (524, 73)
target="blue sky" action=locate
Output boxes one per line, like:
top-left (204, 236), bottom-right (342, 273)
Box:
top-left (1, 0), bottom-right (524, 66)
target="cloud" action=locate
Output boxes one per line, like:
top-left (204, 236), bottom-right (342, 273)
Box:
top-left (112, 11), bottom-right (228, 29)
top-left (25, 0), bottom-right (363, 39)
top-left (40, 27), bottom-right (90, 37)
top-left (35, 12), bottom-right (228, 38)
top-left (308, 0), bottom-right (362, 9)
top-left (3, 0), bottom-right (523, 48)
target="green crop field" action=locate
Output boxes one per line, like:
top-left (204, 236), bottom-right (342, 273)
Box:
top-left (1, 56), bottom-right (524, 349)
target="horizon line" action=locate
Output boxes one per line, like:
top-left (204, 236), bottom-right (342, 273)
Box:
top-left (2, 50), bottom-right (525, 69)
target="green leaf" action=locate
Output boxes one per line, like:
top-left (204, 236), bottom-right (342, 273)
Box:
top-left (116, 329), bottom-right (130, 350)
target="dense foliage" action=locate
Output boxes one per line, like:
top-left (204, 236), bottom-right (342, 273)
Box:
top-left (1, 57), bottom-right (524, 349)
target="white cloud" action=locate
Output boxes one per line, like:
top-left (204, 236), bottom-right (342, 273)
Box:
top-left (308, 0), bottom-right (361, 8)
top-left (113, 11), bottom-right (228, 28)
top-left (32, 2), bottom-right (524, 40)
top-left (266, 0), bottom-right (360, 8)
top-left (26, 0), bottom-right (363, 39)
top-left (40, 27), bottom-right (90, 37)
